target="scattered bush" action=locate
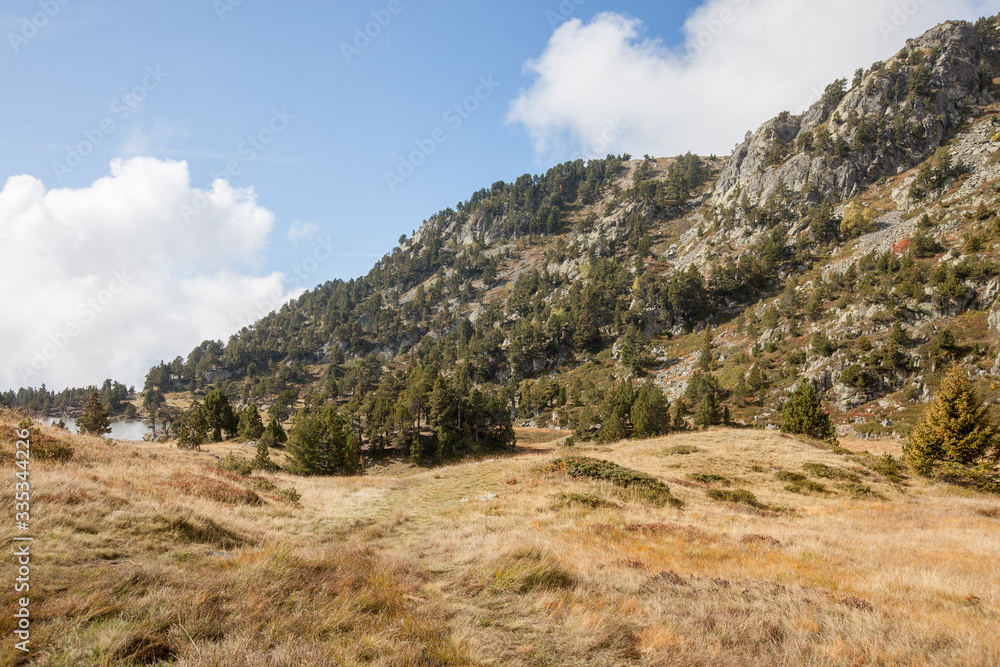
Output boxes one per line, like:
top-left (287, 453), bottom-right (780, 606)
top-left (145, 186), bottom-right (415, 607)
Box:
top-left (839, 482), bottom-right (885, 500)
top-left (689, 473), bottom-right (729, 485)
top-left (933, 462), bottom-right (1000, 494)
top-left (869, 453), bottom-right (908, 484)
top-left (550, 493), bottom-right (619, 510)
top-left (664, 445), bottom-right (699, 455)
top-left (707, 488), bottom-right (765, 508)
top-left (1, 422), bottom-right (74, 463)
top-left (216, 452), bottom-right (254, 476)
top-left (548, 456), bottom-right (681, 507)
top-left (776, 471), bottom-right (828, 494)
top-left (803, 462), bottom-right (860, 482)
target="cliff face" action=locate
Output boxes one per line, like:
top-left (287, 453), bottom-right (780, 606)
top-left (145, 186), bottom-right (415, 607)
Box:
top-left (714, 21), bottom-right (991, 212)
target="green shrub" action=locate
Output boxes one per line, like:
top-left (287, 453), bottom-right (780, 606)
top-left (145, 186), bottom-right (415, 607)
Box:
top-left (549, 456), bottom-right (681, 507)
top-left (216, 452), bottom-right (253, 476)
top-left (803, 462), bottom-right (860, 482)
top-left (689, 473), bottom-right (729, 485)
top-left (776, 471), bottom-right (828, 494)
top-left (780, 380), bottom-right (837, 443)
top-left (664, 445), bottom-right (699, 455)
top-left (550, 493), bottom-right (619, 510)
top-left (870, 453), bottom-right (908, 484)
top-left (933, 462), bottom-right (1000, 494)
top-left (707, 488), bottom-right (764, 508)
top-left (838, 482), bottom-right (885, 500)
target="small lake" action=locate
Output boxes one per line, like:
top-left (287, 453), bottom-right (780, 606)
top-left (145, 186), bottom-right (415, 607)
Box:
top-left (45, 418), bottom-right (154, 442)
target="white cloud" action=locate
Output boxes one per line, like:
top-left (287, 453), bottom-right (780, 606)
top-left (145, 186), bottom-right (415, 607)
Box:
top-left (0, 157), bottom-right (303, 390)
top-left (508, 0), bottom-right (1000, 160)
top-left (287, 219), bottom-right (319, 242)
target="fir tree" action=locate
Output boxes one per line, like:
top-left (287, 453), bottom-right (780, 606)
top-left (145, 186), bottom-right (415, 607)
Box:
top-left (77, 390), bottom-right (112, 436)
top-left (905, 367), bottom-right (999, 474)
top-left (780, 380), bottom-right (837, 443)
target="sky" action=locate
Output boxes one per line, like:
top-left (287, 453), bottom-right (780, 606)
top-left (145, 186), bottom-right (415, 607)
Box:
top-left (2, 0), bottom-right (998, 392)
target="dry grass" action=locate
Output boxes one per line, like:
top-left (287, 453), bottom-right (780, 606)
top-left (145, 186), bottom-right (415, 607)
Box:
top-left (2, 412), bottom-right (999, 665)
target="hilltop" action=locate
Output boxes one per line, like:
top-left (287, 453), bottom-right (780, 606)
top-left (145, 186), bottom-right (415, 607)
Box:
top-left (2, 410), bottom-right (999, 665)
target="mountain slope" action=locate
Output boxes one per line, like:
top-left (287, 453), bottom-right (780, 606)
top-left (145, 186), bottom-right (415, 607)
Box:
top-left (137, 15), bottom-right (1000, 445)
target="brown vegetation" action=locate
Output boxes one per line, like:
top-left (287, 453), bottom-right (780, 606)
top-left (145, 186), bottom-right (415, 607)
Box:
top-left (1, 411), bottom-right (999, 665)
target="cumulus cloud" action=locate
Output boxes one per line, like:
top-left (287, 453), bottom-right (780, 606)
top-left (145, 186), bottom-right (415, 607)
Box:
top-left (0, 157), bottom-right (304, 390)
top-left (508, 0), bottom-right (1000, 160)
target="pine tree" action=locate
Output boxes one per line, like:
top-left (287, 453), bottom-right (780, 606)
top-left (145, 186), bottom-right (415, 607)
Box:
top-left (697, 327), bottom-right (713, 372)
top-left (176, 403), bottom-right (210, 449)
top-left (780, 380), bottom-right (837, 443)
top-left (733, 373), bottom-right (749, 407)
top-left (253, 437), bottom-right (277, 471)
top-left (287, 405), bottom-right (362, 476)
top-left (143, 387), bottom-right (165, 436)
top-left (77, 390), bottom-right (112, 436)
top-left (203, 389), bottom-right (237, 442)
top-left (239, 403), bottom-right (265, 440)
top-left (631, 384), bottom-right (671, 439)
top-left (672, 399), bottom-right (688, 430)
top-left (905, 367), bottom-right (999, 474)
top-left (693, 390), bottom-right (722, 429)
top-left (598, 383), bottom-right (634, 443)
top-left (263, 417), bottom-right (287, 446)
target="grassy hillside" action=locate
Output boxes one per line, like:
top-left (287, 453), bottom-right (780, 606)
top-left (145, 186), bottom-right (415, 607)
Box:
top-left (4, 410), bottom-right (999, 666)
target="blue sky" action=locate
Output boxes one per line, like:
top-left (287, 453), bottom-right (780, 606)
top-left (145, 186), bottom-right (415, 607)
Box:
top-left (1, 0), bottom-right (996, 390)
top-left (0, 0), bottom-right (699, 280)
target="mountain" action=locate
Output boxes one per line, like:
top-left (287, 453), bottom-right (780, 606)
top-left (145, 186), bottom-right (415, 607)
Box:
top-left (137, 15), bottom-right (1000, 449)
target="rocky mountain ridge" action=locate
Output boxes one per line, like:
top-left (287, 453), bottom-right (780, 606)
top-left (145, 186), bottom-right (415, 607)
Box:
top-left (130, 13), bottom-right (1000, 441)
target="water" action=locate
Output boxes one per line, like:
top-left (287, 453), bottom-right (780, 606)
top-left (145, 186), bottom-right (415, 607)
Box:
top-left (45, 417), bottom-right (153, 442)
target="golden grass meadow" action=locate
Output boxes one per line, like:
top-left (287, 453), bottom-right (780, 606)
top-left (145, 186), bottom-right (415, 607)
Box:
top-left (2, 411), bottom-right (999, 666)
